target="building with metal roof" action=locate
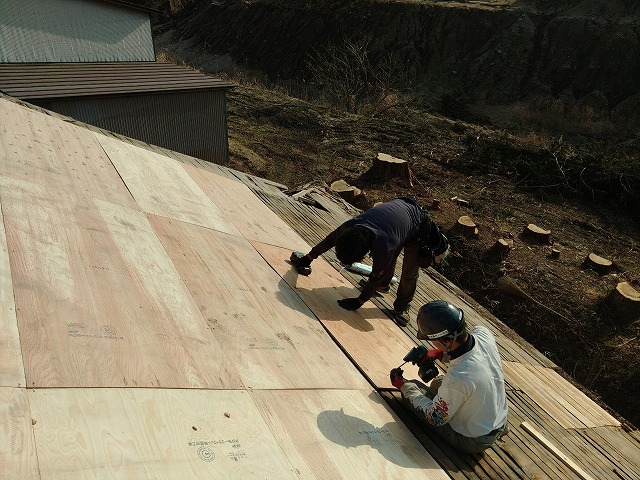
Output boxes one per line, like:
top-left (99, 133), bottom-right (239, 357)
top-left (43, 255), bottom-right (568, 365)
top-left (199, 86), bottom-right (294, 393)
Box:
top-left (0, 0), bottom-right (234, 163)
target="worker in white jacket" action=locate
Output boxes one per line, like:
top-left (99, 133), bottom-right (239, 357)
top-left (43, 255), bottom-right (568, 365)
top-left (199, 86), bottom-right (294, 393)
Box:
top-left (390, 300), bottom-right (509, 453)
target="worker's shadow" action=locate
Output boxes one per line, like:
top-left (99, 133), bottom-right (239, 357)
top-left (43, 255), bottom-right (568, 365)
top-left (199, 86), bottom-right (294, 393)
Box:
top-left (275, 265), bottom-right (377, 332)
top-left (316, 403), bottom-right (421, 468)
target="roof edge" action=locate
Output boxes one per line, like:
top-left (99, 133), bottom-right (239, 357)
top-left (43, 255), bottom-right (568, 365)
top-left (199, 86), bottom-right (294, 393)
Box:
top-left (98, 0), bottom-right (161, 14)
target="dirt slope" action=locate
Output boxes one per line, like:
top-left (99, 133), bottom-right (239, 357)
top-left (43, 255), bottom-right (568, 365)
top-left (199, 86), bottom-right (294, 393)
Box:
top-left (164, 0), bottom-right (640, 124)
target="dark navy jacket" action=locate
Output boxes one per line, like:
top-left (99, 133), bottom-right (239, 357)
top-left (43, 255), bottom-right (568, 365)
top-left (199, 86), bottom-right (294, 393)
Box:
top-left (308, 198), bottom-right (426, 301)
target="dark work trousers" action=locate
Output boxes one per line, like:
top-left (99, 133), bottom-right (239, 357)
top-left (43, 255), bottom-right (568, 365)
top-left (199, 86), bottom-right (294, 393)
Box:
top-left (391, 237), bottom-right (421, 313)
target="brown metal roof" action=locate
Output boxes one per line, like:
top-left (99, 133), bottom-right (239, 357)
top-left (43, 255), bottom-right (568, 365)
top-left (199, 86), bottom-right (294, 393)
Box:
top-left (0, 63), bottom-right (235, 100)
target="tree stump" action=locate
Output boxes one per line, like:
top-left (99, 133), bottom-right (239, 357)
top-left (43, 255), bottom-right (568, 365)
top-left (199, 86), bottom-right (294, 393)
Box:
top-left (431, 199), bottom-right (441, 210)
top-left (550, 248), bottom-right (561, 259)
top-left (330, 179), bottom-right (361, 203)
top-left (449, 196), bottom-right (470, 207)
top-left (454, 215), bottom-right (478, 237)
top-left (608, 282), bottom-right (640, 324)
top-left (492, 238), bottom-right (513, 257)
top-left (523, 224), bottom-right (552, 243)
top-left (369, 153), bottom-right (414, 186)
top-left (584, 253), bottom-right (613, 274)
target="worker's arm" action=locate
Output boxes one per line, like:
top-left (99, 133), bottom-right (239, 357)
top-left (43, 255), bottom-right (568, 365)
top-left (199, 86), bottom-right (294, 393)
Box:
top-left (400, 381), bottom-right (466, 427)
top-left (307, 221), bottom-right (351, 260)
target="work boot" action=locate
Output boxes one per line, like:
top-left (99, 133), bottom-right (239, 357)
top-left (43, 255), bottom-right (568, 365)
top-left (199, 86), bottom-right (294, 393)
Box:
top-left (393, 309), bottom-right (410, 327)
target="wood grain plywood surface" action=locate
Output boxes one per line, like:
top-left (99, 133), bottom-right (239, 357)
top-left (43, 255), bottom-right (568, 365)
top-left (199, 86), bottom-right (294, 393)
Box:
top-left (183, 163), bottom-right (310, 251)
top-left (95, 133), bottom-right (241, 236)
top-left (251, 242), bottom-right (422, 389)
top-left (0, 99), bottom-right (136, 209)
top-left (251, 389), bottom-right (450, 480)
top-left (503, 361), bottom-right (620, 429)
top-left (0, 198), bottom-right (25, 387)
top-left (29, 388), bottom-right (298, 480)
top-left (0, 387), bottom-right (39, 479)
top-left (3, 180), bottom-right (239, 388)
top-left (150, 215), bottom-right (368, 390)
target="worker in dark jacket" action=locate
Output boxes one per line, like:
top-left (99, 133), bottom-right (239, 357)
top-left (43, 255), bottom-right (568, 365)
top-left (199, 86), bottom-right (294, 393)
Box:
top-left (290, 197), bottom-right (449, 326)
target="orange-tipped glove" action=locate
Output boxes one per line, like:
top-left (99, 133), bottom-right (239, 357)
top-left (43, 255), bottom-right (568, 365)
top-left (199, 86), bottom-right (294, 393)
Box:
top-left (390, 367), bottom-right (405, 389)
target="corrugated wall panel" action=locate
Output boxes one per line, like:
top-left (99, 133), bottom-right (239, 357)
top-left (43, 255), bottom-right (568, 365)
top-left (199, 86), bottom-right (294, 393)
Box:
top-left (0, 0), bottom-right (155, 63)
top-left (40, 91), bottom-right (229, 163)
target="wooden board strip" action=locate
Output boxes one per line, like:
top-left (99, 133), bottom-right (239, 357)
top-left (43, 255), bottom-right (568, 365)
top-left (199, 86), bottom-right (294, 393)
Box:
top-left (95, 132), bottom-right (241, 237)
top-left (0, 197), bottom-right (25, 387)
top-left (149, 214), bottom-right (369, 390)
top-left (183, 163), bottom-right (310, 251)
top-left (29, 388), bottom-right (298, 479)
top-left (251, 241), bottom-right (422, 389)
top-left (503, 361), bottom-right (591, 429)
top-left (508, 390), bottom-right (621, 480)
top-left (251, 389), bottom-right (451, 479)
top-left (575, 427), bottom-right (640, 480)
top-left (0, 98), bottom-right (136, 209)
top-left (4, 181), bottom-right (239, 388)
top-left (524, 364), bottom-right (620, 427)
top-left (521, 421), bottom-right (595, 480)
top-left (0, 387), bottom-right (39, 479)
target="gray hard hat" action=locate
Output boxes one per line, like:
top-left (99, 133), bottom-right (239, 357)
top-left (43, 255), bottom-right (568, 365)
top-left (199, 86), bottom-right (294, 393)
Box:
top-left (416, 300), bottom-right (465, 342)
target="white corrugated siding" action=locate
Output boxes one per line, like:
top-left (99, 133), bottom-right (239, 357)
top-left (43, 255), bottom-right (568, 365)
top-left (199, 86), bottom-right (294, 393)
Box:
top-left (0, 0), bottom-right (155, 63)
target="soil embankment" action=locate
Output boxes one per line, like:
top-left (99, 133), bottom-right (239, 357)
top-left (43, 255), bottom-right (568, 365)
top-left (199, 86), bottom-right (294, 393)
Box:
top-left (167, 0), bottom-right (640, 123)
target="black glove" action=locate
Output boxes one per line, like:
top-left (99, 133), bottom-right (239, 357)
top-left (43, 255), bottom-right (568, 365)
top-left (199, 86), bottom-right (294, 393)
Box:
top-left (337, 297), bottom-right (362, 311)
top-left (290, 252), bottom-right (312, 275)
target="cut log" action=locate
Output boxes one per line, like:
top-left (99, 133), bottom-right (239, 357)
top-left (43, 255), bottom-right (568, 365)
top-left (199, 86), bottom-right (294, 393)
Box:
top-left (330, 180), bottom-right (362, 203)
top-left (492, 238), bottom-right (513, 257)
top-left (454, 215), bottom-right (478, 237)
top-left (608, 282), bottom-right (640, 324)
top-left (368, 153), bottom-right (413, 186)
top-left (523, 224), bottom-right (552, 243)
top-left (584, 253), bottom-right (613, 274)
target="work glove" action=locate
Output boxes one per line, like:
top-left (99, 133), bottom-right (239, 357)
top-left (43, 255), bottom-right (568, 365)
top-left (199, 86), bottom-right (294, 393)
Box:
top-left (418, 348), bottom-right (444, 365)
top-left (390, 368), bottom-right (405, 389)
top-left (337, 297), bottom-right (362, 311)
top-left (290, 252), bottom-right (312, 275)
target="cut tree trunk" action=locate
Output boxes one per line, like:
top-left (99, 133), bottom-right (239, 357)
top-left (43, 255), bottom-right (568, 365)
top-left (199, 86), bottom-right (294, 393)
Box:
top-left (608, 282), bottom-right (640, 324)
top-left (492, 238), bottom-right (513, 257)
top-left (454, 215), bottom-right (478, 237)
top-left (330, 179), bottom-right (362, 203)
top-left (584, 253), bottom-right (613, 274)
top-left (369, 153), bottom-right (413, 186)
top-left (523, 224), bottom-right (552, 243)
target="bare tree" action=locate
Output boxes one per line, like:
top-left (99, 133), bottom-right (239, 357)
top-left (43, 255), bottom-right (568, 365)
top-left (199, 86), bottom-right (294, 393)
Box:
top-left (306, 37), bottom-right (400, 115)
